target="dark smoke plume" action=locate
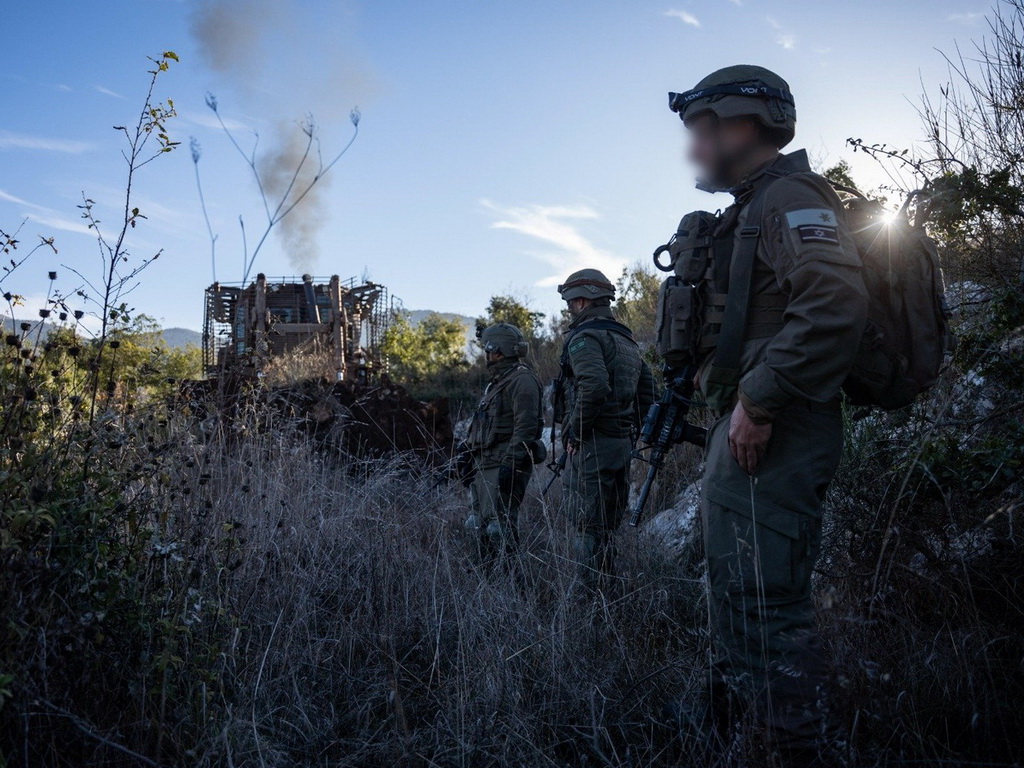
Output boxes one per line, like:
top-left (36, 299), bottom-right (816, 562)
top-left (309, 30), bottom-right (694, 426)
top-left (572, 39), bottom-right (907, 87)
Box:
top-left (189, 0), bottom-right (372, 274)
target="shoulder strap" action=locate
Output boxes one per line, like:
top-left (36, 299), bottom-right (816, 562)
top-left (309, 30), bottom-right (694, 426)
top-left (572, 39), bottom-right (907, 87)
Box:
top-left (703, 170), bottom-right (787, 412)
top-left (480, 363), bottom-right (526, 407)
top-left (559, 318), bottom-right (636, 375)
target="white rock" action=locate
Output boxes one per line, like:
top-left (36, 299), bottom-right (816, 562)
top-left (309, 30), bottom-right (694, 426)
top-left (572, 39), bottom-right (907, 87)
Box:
top-left (641, 482), bottom-right (702, 562)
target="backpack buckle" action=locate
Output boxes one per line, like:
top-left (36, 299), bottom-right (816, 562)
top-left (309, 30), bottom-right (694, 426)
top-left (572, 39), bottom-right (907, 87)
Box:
top-left (739, 226), bottom-right (761, 238)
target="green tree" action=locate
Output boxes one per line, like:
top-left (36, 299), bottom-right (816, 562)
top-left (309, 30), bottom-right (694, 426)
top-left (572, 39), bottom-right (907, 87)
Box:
top-left (382, 311), bottom-right (468, 382)
top-left (823, 159), bottom-right (858, 190)
top-left (615, 265), bottom-right (660, 351)
top-left (479, 294), bottom-right (545, 340)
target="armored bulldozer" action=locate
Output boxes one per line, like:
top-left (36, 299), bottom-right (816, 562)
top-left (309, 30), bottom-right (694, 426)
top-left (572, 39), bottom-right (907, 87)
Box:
top-left (202, 273), bottom-right (398, 382)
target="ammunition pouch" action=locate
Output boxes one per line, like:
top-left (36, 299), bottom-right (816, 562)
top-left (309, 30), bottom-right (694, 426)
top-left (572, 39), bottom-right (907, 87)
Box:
top-left (528, 439), bottom-right (548, 465)
top-left (653, 210), bottom-right (718, 368)
top-left (655, 277), bottom-right (706, 369)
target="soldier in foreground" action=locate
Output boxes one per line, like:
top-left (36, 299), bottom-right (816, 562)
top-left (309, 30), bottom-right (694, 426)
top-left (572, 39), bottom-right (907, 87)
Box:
top-left (463, 323), bottom-right (545, 564)
top-left (660, 66), bottom-right (868, 763)
top-left (553, 270), bottom-right (655, 582)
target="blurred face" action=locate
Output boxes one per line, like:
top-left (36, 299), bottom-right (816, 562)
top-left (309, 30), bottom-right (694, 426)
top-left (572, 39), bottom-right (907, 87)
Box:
top-left (485, 349), bottom-right (504, 366)
top-left (686, 113), bottom-right (762, 190)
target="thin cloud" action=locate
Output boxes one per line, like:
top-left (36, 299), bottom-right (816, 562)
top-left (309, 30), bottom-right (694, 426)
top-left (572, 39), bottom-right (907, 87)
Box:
top-left (0, 188), bottom-right (94, 237)
top-left (93, 84), bottom-right (126, 100)
top-left (55, 84), bottom-right (72, 92)
top-left (665, 9), bottom-right (701, 27)
top-left (0, 130), bottom-right (92, 154)
top-left (481, 199), bottom-right (623, 287)
top-left (947, 11), bottom-right (984, 24)
top-left (766, 15), bottom-right (796, 49)
top-left (179, 110), bottom-right (252, 133)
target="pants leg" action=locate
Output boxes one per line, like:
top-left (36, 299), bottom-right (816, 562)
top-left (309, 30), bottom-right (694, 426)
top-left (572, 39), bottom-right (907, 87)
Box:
top-left (564, 434), bottom-right (632, 578)
top-left (701, 405), bottom-right (842, 753)
top-left (467, 463), bottom-right (532, 561)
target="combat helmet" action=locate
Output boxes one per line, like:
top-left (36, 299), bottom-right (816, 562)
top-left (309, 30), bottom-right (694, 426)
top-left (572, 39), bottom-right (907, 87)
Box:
top-left (669, 65), bottom-right (797, 148)
top-left (480, 323), bottom-right (529, 358)
top-left (558, 268), bottom-right (616, 302)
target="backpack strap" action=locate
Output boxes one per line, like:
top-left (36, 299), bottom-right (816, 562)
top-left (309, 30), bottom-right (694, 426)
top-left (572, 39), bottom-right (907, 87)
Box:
top-left (703, 170), bottom-right (787, 412)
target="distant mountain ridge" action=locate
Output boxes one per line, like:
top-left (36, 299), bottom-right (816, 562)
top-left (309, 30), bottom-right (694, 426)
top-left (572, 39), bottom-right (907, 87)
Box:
top-left (3, 318), bottom-right (202, 349)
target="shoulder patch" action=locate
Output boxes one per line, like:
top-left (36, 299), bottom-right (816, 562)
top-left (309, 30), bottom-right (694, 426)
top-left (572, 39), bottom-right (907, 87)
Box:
top-left (795, 224), bottom-right (840, 245)
top-left (785, 208), bottom-right (838, 229)
top-left (568, 337), bottom-right (587, 355)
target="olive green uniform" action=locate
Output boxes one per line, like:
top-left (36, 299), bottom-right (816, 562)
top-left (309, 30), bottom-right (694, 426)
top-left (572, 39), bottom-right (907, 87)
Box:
top-left (697, 150), bottom-right (868, 750)
top-left (560, 305), bottom-right (656, 576)
top-left (465, 358), bottom-right (544, 560)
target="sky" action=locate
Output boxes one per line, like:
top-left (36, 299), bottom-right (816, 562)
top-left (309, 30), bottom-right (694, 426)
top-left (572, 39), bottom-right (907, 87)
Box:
top-left (0, 0), bottom-right (995, 331)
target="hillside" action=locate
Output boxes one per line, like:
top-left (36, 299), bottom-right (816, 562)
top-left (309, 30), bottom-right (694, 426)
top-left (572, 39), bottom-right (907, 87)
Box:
top-left (2, 318), bottom-right (201, 349)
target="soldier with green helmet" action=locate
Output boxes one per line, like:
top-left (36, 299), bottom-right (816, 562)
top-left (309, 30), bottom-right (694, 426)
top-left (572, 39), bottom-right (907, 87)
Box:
top-left (464, 323), bottom-right (545, 563)
top-left (659, 64), bottom-right (868, 762)
top-left (553, 269), bottom-right (656, 581)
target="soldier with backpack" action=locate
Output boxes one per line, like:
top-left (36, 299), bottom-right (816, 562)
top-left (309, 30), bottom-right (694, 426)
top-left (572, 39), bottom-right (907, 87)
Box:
top-left (464, 323), bottom-right (546, 564)
top-left (657, 65), bottom-right (869, 763)
top-left (553, 270), bottom-right (656, 583)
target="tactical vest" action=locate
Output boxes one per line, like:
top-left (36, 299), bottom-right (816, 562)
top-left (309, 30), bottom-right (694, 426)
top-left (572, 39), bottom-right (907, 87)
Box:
top-left (654, 184), bottom-right (787, 380)
top-left (554, 319), bottom-right (644, 437)
top-left (467, 363), bottom-right (543, 451)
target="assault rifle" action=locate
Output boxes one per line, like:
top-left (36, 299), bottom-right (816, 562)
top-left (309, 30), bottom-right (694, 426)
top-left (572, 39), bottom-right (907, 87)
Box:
top-left (629, 367), bottom-right (707, 527)
top-left (543, 450), bottom-right (567, 495)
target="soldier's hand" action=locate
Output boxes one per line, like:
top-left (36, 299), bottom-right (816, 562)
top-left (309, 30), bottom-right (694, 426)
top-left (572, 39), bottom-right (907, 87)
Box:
top-left (728, 403), bottom-right (772, 475)
top-left (565, 439), bottom-right (579, 456)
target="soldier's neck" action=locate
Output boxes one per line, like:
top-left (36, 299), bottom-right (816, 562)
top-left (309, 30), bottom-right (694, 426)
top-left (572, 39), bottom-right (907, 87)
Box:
top-left (731, 147), bottom-right (783, 194)
top-left (569, 304), bottom-right (614, 328)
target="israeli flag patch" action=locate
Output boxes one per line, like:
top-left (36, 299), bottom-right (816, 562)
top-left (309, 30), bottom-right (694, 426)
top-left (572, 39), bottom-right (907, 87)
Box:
top-left (785, 208), bottom-right (838, 228)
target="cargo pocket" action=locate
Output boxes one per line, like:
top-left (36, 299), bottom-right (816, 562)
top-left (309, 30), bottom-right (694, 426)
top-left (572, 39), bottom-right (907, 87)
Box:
top-left (705, 481), bottom-right (812, 600)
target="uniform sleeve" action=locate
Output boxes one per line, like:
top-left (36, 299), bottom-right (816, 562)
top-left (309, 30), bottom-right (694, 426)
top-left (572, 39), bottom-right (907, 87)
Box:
top-left (501, 372), bottom-right (542, 464)
top-left (636, 358), bottom-right (657, 424)
top-left (738, 175), bottom-right (869, 422)
top-left (565, 332), bottom-right (612, 439)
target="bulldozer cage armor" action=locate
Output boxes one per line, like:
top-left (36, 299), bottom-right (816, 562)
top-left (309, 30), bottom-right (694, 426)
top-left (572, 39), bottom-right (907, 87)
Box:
top-left (203, 273), bottom-right (401, 381)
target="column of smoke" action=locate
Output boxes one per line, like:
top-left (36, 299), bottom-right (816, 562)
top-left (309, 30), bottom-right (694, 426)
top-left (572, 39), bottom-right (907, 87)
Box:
top-left (189, 0), bottom-right (372, 274)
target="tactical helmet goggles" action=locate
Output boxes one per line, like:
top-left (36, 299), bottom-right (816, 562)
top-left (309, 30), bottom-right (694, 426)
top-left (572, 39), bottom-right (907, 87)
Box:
top-left (669, 83), bottom-right (795, 120)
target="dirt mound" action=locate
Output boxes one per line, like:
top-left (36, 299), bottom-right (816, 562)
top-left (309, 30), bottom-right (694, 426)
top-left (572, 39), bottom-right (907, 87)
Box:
top-left (179, 374), bottom-right (454, 463)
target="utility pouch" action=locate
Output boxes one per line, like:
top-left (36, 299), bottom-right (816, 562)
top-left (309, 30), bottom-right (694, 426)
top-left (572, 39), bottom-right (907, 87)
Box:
top-left (528, 439), bottom-right (548, 465)
top-left (656, 278), bottom-right (705, 368)
top-left (653, 210), bottom-right (719, 368)
top-left (654, 210), bottom-right (719, 281)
